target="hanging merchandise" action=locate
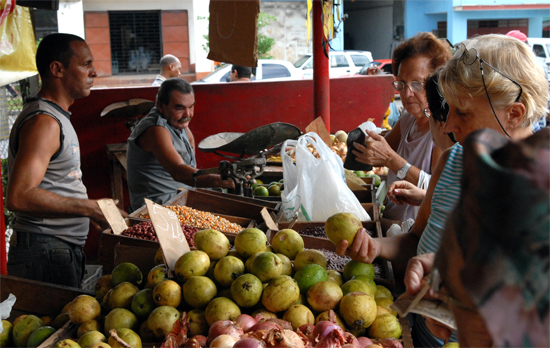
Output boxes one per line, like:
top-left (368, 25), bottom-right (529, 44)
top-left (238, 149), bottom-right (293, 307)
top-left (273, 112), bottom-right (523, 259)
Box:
top-left (281, 132), bottom-right (370, 222)
top-left (0, 0), bottom-right (37, 86)
top-left (321, 0), bottom-right (334, 42)
top-left (305, 0), bottom-right (312, 44)
top-left (207, 0), bottom-right (260, 68)
top-left (306, 0), bottom-right (346, 53)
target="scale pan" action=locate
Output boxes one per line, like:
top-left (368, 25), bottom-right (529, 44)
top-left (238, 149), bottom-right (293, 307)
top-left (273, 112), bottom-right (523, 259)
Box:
top-left (198, 122), bottom-right (301, 156)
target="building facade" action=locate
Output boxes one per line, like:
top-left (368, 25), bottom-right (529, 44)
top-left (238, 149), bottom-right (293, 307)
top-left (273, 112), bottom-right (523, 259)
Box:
top-left (405, 0), bottom-right (550, 45)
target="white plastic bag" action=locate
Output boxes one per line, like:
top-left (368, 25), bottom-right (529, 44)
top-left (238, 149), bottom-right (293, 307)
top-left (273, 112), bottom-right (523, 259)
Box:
top-left (0, 294), bottom-right (16, 334)
top-left (281, 132), bottom-right (370, 222)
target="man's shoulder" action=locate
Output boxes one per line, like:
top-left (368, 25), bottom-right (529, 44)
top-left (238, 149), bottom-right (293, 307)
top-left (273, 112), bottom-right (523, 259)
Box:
top-left (129, 108), bottom-right (169, 141)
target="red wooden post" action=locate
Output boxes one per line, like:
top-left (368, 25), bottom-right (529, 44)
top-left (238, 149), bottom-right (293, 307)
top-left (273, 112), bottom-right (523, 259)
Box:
top-left (1, 168), bottom-right (6, 275)
top-left (312, 0), bottom-right (330, 133)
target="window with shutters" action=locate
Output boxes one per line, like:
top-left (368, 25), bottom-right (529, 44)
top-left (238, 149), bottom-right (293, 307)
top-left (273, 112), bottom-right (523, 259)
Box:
top-left (109, 11), bottom-right (162, 74)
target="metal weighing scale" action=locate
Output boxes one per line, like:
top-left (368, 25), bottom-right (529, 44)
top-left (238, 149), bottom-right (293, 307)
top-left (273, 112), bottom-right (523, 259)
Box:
top-left (193, 122), bottom-right (301, 197)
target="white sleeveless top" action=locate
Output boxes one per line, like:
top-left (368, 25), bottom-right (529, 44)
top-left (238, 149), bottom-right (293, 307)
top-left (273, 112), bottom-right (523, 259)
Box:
top-left (384, 111), bottom-right (435, 221)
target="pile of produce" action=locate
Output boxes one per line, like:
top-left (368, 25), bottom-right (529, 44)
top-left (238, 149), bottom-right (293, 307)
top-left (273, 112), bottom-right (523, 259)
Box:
top-left (121, 221), bottom-right (198, 246)
top-left (139, 206), bottom-right (243, 234)
top-left (252, 179), bottom-right (284, 198)
top-left (1, 213), bottom-right (403, 348)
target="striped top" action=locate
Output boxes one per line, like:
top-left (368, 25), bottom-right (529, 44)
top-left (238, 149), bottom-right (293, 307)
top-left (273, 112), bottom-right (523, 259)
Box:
top-left (417, 143), bottom-right (463, 255)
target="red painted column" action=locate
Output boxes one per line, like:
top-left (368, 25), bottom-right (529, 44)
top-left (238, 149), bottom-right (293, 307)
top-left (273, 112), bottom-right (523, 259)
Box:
top-left (312, 0), bottom-right (330, 132)
top-left (1, 169), bottom-right (6, 275)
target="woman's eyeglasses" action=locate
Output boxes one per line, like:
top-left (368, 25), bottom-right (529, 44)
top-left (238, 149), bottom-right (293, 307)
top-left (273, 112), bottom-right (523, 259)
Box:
top-left (454, 42), bottom-right (523, 138)
top-left (393, 80), bottom-right (425, 94)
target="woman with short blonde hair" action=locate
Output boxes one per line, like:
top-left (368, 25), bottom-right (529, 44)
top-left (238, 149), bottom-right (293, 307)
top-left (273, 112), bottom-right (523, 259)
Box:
top-left (440, 34), bottom-right (548, 133)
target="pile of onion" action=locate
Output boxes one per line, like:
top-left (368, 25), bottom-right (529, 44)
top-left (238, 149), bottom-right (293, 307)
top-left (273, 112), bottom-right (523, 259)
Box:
top-left (206, 321), bottom-right (244, 345)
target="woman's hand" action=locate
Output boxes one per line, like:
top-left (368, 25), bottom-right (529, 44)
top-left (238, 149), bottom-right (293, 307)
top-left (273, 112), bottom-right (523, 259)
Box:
top-left (405, 254), bottom-right (455, 340)
top-left (387, 181), bottom-right (426, 206)
top-left (335, 228), bottom-right (381, 264)
top-left (352, 130), bottom-right (396, 168)
top-left (404, 253), bottom-right (436, 296)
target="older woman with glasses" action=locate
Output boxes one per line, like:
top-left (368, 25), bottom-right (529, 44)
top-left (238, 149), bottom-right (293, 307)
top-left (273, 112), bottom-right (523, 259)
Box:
top-left (339, 34), bottom-right (548, 347)
top-left (352, 32), bottom-right (451, 221)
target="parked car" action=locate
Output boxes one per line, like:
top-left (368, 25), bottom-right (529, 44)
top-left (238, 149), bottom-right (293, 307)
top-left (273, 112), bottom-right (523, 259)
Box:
top-left (293, 50), bottom-right (373, 78)
top-left (355, 59), bottom-right (398, 95)
top-left (527, 38), bottom-right (550, 82)
top-left (193, 59), bottom-right (302, 83)
top-left (364, 59), bottom-right (393, 75)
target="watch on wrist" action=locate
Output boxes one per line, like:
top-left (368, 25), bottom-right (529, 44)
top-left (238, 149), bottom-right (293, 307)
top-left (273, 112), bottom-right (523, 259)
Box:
top-left (396, 163), bottom-right (412, 180)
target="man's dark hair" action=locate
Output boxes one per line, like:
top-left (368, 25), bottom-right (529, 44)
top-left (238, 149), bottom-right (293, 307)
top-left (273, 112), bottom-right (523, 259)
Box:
top-left (36, 33), bottom-right (85, 80)
top-left (157, 78), bottom-right (194, 105)
top-left (231, 65), bottom-right (252, 79)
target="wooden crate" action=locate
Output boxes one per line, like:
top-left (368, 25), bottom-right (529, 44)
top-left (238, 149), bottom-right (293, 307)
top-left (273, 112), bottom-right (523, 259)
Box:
top-left (352, 186), bottom-right (376, 203)
top-left (0, 275), bottom-right (93, 320)
top-left (130, 188), bottom-right (275, 222)
top-left (194, 188), bottom-right (280, 209)
top-left (276, 203), bottom-right (378, 223)
top-left (98, 216), bottom-right (251, 274)
top-left (360, 177), bottom-right (375, 186)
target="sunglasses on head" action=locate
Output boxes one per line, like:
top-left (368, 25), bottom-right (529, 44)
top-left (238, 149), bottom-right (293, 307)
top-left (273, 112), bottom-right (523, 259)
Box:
top-left (453, 42), bottom-right (524, 138)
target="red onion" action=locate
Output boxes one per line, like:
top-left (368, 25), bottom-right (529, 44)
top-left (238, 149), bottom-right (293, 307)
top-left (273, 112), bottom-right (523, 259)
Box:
top-left (233, 337), bottom-right (265, 348)
top-left (210, 334), bottom-right (239, 348)
top-left (246, 320), bottom-right (283, 333)
top-left (371, 338), bottom-right (403, 348)
top-left (295, 329), bottom-right (314, 348)
top-left (235, 314), bottom-right (258, 332)
top-left (343, 332), bottom-right (360, 347)
top-left (342, 345), bottom-right (357, 348)
top-left (207, 321), bottom-right (244, 345)
top-left (314, 328), bottom-right (347, 348)
top-left (264, 318), bottom-right (293, 331)
top-left (298, 324), bottom-right (315, 342)
top-left (357, 336), bottom-right (374, 348)
top-left (261, 328), bottom-right (305, 348)
top-left (252, 310), bottom-right (277, 320)
top-left (184, 335), bottom-right (207, 348)
top-left (312, 321), bottom-right (343, 342)
top-left (241, 330), bottom-right (270, 342)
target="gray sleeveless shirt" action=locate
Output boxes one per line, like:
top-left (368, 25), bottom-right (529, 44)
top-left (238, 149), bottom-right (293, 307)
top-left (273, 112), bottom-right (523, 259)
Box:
top-left (8, 98), bottom-right (89, 246)
top-left (127, 107), bottom-right (196, 210)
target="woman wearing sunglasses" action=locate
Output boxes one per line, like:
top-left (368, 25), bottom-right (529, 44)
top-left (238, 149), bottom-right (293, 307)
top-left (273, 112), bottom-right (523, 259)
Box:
top-left (352, 32), bottom-right (451, 221)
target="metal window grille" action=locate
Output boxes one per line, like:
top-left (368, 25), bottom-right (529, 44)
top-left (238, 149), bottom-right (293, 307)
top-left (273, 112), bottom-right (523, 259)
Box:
top-left (109, 11), bottom-right (162, 74)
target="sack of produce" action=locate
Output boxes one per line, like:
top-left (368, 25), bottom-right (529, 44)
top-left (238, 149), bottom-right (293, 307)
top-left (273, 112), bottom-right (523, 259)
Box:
top-left (281, 132), bottom-right (370, 222)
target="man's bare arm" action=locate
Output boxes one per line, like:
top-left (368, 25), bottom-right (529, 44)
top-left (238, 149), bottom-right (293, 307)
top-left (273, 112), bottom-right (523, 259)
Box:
top-left (6, 115), bottom-right (111, 227)
top-left (139, 126), bottom-right (233, 188)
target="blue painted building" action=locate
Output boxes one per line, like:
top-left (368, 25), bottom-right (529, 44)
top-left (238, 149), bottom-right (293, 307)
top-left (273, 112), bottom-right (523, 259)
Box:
top-left (406, 0), bottom-right (550, 45)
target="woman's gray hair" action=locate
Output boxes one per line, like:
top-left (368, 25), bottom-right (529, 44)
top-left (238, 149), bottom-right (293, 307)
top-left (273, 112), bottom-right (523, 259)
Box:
top-left (439, 34), bottom-right (548, 128)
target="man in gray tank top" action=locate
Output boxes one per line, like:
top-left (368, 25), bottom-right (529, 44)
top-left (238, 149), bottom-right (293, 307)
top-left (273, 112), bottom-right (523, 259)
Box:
top-left (6, 33), bottom-right (124, 288)
top-left (127, 78), bottom-right (234, 211)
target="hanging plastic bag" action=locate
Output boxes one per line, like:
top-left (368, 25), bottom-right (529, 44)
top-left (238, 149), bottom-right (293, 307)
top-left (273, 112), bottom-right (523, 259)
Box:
top-left (0, 2), bottom-right (38, 86)
top-left (281, 132), bottom-right (370, 222)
